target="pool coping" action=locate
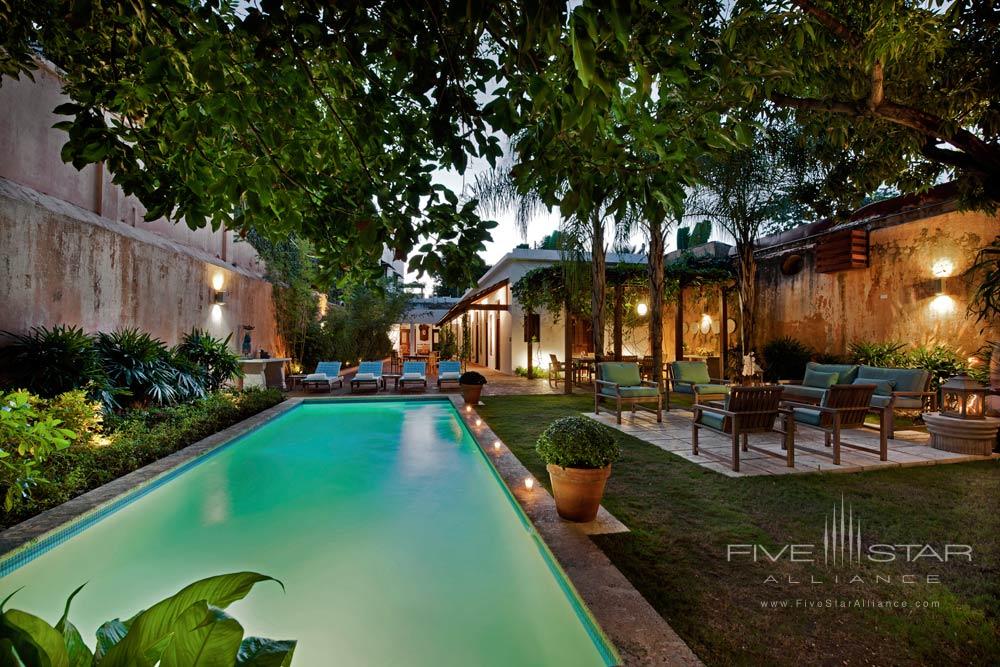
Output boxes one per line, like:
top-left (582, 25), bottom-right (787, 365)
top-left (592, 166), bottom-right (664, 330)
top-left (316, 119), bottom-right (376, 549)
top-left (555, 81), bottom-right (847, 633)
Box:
top-left (0, 394), bottom-right (702, 666)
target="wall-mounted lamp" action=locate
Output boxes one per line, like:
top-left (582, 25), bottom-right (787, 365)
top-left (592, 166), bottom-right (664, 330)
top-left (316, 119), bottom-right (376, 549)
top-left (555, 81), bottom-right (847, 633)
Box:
top-left (210, 303), bottom-right (223, 323)
top-left (636, 302), bottom-right (648, 317)
top-left (929, 293), bottom-right (955, 316)
top-left (212, 272), bottom-right (227, 304)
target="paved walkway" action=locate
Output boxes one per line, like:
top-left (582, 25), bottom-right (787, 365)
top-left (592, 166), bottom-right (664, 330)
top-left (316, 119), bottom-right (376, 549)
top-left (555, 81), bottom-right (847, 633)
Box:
top-left (587, 407), bottom-right (996, 477)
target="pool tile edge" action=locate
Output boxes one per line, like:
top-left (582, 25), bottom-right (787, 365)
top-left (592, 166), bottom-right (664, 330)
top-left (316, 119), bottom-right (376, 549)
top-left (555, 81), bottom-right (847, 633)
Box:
top-left (457, 395), bottom-right (704, 667)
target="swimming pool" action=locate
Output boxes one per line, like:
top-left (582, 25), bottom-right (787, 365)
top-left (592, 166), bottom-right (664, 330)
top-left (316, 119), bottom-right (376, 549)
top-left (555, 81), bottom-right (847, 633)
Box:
top-left (0, 399), bottom-right (617, 665)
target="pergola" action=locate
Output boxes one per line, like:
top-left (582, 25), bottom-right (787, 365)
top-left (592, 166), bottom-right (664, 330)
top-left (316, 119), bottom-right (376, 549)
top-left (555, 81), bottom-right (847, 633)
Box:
top-left (511, 254), bottom-right (735, 386)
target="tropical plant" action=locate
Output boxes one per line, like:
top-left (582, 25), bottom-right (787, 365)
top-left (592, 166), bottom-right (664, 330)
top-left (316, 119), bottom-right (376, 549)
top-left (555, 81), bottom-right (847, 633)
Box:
top-left (848, 340), bottom-right (908, 368)
top-left (905, 345), bottom-right (968, 392)
top-left (459, 371), bottom-right (487, 386)
top-left (95, 329), bottom-right (182, 408)
top-left (0, 572), bottom-right (295, 666)
top-left (0, 390), bottom-right (75, 510)
top-left (315, 284), bottom-right (410, 368)
top-left (34, 390), bottom-right (103, 445)
top-left (1, 325), bottom-right (105, 398)
top-left (762, 337), bottom-right (813, 381)
top-left (460, 313), bottom-right (472, 363)
top-left (174, 329), bottom-right (242, 392)
top-left (966, 343), bottom-right (993, 386)
top-left (535, 416), bottom-right (620, 469)
top-left (438, 327), bottom-right (458, 361)
top-left (514, 366), bottom-right (546, 380)
top-left (966, 235), bottom-right (1000, 329)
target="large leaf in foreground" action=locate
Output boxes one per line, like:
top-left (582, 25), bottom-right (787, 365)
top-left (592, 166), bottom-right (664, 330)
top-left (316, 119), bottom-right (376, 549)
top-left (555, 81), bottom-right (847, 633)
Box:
top-left (236, 637), bottom-right (297, 667)
top-left (158, 603), bottom-right (244, 667)
top-left (54, 585), bottom-right (92, 667)
top-left (98, 573), bottom-right (277, 667)
top-left (0, 609), bottom-right (70, 667)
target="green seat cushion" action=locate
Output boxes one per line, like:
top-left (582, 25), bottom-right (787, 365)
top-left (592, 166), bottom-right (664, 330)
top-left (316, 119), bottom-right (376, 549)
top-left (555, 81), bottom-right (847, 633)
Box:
top-left (671, 361), bottom-right (711, 385)
top-left (793, 407), bottom-right (824, 426)
top-left (599, 385), bottom-right (659, 398)
top-left (673, 383), bottom-right (695, 394)
top-left (782, 385), bottom-right (827, 402)
top-left (698, 411), bottom-right (727, 431)
top-left (858, 366), bottom-right (928, 393)
top-left (869, 394), bottom-right (924, 410)
top-left (803, 369), bottom-right (839, 388)
top-left (853, 377), bottom-right (895, 396)
top-left (805, 362), bottom-right (860, 384)
top-left (598, 362), bottom-right (642, 387)
top-left (694, 383), bottom-right (730, 396)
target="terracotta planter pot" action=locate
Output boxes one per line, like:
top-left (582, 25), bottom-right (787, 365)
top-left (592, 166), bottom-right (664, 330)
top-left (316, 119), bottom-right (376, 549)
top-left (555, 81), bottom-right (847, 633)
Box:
top-left (461, 384), bottom-right (483, 405)
top-left (546, 463), bottom-right (612, 522)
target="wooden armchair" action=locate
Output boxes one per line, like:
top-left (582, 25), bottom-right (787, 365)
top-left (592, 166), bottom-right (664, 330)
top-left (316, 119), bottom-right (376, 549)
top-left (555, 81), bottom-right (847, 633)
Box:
top-left (692, 386), bottom-right (792, 472)
top-left (667, 361), bottom-right (730, 410)
top-left (595, 362), bottom-right (662, 424)
top-left (548, 353), bottom-right (566, 388)
top-left (783, 384), bottom-right (886, 465)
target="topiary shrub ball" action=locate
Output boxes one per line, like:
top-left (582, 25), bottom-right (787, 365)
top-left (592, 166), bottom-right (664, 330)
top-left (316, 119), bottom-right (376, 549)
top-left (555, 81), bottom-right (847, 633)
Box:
top-left (459, 371), bottom-right (487, 385)
top-left (535, 416), bottom-right (620, 469)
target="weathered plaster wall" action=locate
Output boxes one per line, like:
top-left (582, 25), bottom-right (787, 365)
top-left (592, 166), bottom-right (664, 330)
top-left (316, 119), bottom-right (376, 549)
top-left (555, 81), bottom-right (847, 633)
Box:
top-left (0, 63), bottom-right (263, 274)
top-left (755, 209), bottom-right (998, 355)
top-left (0, 178), bottom-right (283, 353)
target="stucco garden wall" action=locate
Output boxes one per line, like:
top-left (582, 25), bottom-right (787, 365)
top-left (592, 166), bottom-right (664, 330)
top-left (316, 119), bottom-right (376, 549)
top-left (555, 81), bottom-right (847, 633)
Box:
top-left (0, 178), bottom-right (283, 354)
top-left (755, 209), bottom-right (998, 355)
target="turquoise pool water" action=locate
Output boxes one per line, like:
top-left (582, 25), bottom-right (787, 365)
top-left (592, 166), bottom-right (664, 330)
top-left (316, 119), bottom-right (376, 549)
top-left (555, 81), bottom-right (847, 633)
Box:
top-left (0, 400), bottom-right (615, 666)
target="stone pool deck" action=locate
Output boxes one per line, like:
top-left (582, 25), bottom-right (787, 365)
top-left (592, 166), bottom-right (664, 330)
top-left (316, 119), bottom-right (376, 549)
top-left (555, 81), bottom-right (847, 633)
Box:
top-left (587, 407), bottom-right (997, 477)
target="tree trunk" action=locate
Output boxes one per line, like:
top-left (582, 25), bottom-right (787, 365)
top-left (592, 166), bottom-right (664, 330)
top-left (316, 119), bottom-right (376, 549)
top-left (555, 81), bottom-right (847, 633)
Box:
top-left (591, 212), bottom-right (606, 362)
top-left (735, 241), bottom-right (758, 354)
top-left (613, 283), bottom-right (623, 361)
top-left (526, 312), bottom-right (533, 380)
top-left (674, 283), bottom-right (685, 362)
top-left (564, 298), bottom-right (574, 395)
top-left (648, 216), bottom-right (666, 388)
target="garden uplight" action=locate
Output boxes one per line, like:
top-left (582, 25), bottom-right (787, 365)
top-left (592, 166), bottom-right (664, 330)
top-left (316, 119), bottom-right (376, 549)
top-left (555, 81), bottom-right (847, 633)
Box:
top-left (493, 440), bottom-right (502, 451)
top-left (475, 418), bottom-right (482, 427)
top-left (524, 477), bottom-right (534, 491)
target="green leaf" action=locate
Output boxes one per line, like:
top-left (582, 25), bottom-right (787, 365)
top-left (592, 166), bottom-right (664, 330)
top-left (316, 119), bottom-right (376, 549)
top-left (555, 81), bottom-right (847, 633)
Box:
top-left (55, 585), bottom-right (93, 667)
top-left (99, 573), bottom-right (278, 667)
top-left (570, 21), bottom-right (596, 88)
top-left (94, 619), bottom-right (130, 661)
top-left (0, 639), bottom-right (27, 667)
top-left (159, 603), bottom-right (244, 667)
top-left (1, 609), bottom-right (71, 667)
top-left (236, 637), bottom-right (297, 667)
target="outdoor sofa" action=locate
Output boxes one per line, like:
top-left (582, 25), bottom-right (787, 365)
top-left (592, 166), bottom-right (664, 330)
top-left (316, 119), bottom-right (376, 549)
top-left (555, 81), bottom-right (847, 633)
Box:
top-left (782, 362), bottom-right (935, 438)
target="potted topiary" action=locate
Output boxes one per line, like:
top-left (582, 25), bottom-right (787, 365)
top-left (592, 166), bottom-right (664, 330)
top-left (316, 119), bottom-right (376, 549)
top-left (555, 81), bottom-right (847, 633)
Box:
top-left (459, 371), bottom-right (487, 405)
top-left (535, 416), bottom-right (620, 522)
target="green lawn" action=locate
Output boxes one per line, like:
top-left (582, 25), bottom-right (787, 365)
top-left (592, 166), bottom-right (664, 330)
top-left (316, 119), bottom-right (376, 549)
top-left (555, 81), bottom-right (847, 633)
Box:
top-left (477, 394), bottom-right (999, 667)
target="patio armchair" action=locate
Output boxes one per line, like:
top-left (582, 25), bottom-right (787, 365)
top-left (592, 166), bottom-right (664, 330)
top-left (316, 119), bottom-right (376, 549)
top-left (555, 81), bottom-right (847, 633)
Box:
top-left (437, 360), bottom-right (462, 390)
top-left (350, 360), bottom-right (384, 393)
top-left (692, 386), bottom-right (793, 472)
top-left (782, 383), bottom-right (886, 465)
top-left (399, 361), bottom-right (427, 392)
top-left (301, 361), bottom-right (343, 392)
top-left (595, 362), bottom-right (662, 424)
top-left (548, 354), bottom-right (566, 388)
top-left (667, 361), bottom-right (730, 410)
top-left (854, 365), bottom-right (936, 439)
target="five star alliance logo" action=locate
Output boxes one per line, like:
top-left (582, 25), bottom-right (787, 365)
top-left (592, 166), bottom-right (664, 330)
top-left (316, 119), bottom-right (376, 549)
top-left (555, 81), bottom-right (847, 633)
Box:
top-left (823, 495), bottom-right (861, 567)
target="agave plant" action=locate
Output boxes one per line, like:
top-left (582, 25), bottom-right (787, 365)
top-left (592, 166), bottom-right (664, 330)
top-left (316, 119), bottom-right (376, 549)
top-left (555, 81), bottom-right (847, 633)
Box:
top-left (0, 572), bottom-right (295, 666)
top-left (0, 325), bottom-right (105, 398)
top-left (174, 329), bottom-right (243, 392)
top-left (95, 329), bottom-right (180, 408)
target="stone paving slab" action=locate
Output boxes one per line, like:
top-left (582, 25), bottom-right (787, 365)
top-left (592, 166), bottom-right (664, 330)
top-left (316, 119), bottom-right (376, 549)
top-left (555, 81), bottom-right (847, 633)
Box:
top-left (586, 409), bottom-right (997, 477)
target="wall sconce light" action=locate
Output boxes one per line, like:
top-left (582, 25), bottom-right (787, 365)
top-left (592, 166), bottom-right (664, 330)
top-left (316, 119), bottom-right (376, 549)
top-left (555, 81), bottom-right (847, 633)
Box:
top-left (636, 302), bottom-right (648, 316)
top-left (212, 272), bottom-right (227, 304)
top-left (929, 293), bottom-right (955, 316)
top-left (210, 303), bottom-right (223, 323)
top-left (931, 258), bottom-right (954, 278)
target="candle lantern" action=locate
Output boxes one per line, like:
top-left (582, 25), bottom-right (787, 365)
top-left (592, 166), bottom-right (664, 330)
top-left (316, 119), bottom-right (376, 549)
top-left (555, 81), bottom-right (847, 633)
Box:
top-left (939, 375), bottom-right (987, 420)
